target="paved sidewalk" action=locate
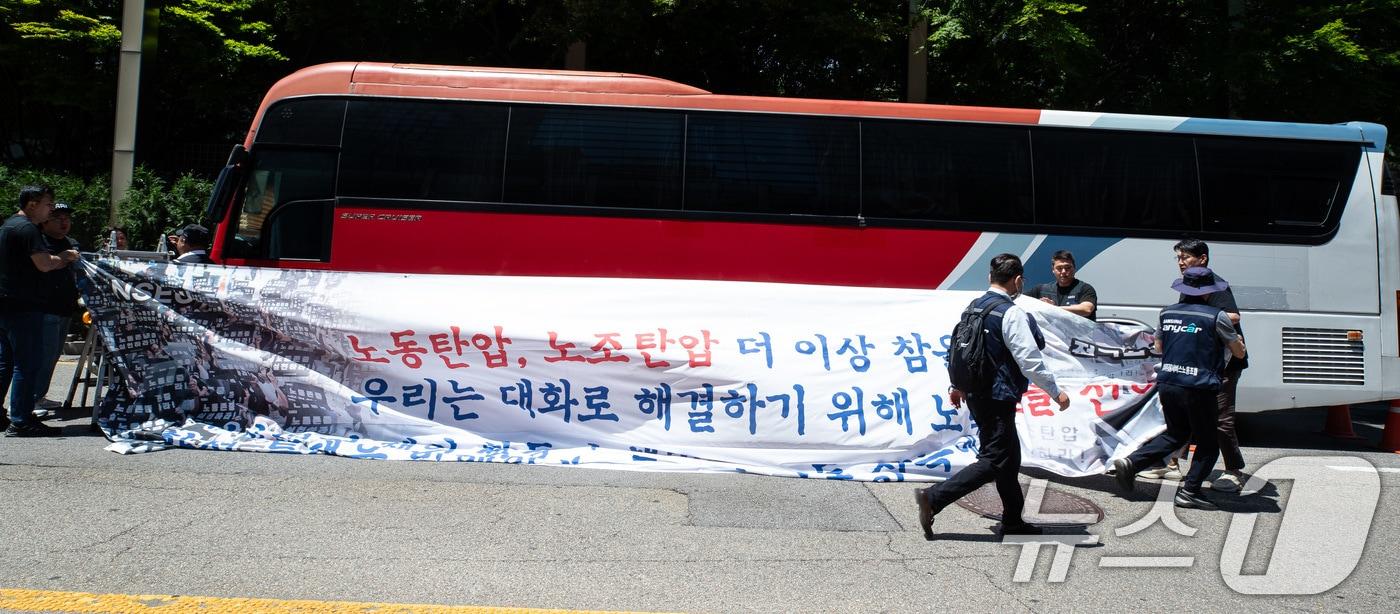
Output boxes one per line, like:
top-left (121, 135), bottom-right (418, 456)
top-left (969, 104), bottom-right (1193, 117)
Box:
top-left (29, 355), bottom-right (98, 428)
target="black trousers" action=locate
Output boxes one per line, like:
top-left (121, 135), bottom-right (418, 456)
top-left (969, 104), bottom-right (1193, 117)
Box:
top-left (924, 396), bottom-right (1025, 524)
top-left (1123, 383), bottom-right (1221, 493)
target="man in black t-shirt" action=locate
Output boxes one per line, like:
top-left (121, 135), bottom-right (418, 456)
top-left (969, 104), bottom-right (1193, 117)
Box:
top-left (0, 186), bottom-right (79, 436)
top-left (1172, 238), bottom-right (1248, 493)
top-left (1025, 250), bottom-right (1098, 321)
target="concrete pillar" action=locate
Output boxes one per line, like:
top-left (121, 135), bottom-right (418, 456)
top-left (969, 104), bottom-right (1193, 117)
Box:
top-left (566, 40), bottom-right (586, 70)
top-left (110, 0), bottom-right (146, 226)
top-left (907, 0), bottom-right (927, 104)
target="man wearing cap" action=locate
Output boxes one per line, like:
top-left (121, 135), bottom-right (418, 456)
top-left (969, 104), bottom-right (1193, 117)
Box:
top-left (33, 203), bottom-right (82, 413)
top-left (169, 224), bottom-right (213, 264)
top-left (1112, 267), bottom-right (1246, 510)
top-left (0, 185), bottom-right (79, 436)
top-left (1172, 238), bottom-right (1249, 492)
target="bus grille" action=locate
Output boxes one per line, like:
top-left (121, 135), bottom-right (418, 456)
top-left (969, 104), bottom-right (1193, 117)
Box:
top-left (1281, 327), bottom-right (1365, 385)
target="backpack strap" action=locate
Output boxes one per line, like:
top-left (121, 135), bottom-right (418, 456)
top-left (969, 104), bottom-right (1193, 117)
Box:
top-left (974, 294), bottom-right (1014, 316)
top-left (967, 295), bottom-right (1015, 338)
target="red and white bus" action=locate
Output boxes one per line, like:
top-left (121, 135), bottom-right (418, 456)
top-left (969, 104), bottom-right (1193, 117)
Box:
top-left (206, 62), bottom-right (1397, 411)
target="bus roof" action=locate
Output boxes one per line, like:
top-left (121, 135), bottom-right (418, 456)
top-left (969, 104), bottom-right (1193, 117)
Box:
top-left (253, 62), bottom-right (1382, 148)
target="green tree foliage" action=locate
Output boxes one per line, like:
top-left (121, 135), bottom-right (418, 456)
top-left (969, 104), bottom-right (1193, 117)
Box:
top-left (910, 0), bottom-right (1398, 152)
top-left (1068, 1), bottom-right (1227, 115)
top-left (0, 161), bottom-right (112, 248)
top-left (0, 0), bottom-right (122, 170)
top-left (115, 165), bottom-right (211, 250)
top-left (265, 0), bottom-right (543, 66)
top-left (921, 0), bottom-right (1095, 107)
top-left (512, 0), bottom-right (906, 98)
top-left (141, 0), bottom-right (286, 167)
top-left (0, 162), bottom-right (209, 250)
top-left (1229, 0), bottom-right (1400, 127)
top-left (1, 1), bottom-right (285, 172)
top-left (3, 0), bottom-right (1398, 179)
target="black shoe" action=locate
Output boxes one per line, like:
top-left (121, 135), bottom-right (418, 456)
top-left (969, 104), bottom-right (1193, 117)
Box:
top-left (1174, 489), bottom-right (1218, 511)
top-left (1112, 458), bottom-right (1135, 492)
top-left (914, 487), bottom-right (936, 540)
top-left (4, 421), bottom-right (62, 438)
top-left (998, 521), bottom-right (1044, 536)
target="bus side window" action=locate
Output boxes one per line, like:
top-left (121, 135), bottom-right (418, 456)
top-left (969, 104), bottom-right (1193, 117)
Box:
top-left (685, 113), bottom-right (859, 218)
top-left (228, 149), bottom-right (337, 260)
top-left (862, 120), bottom-right (1032, 224)
top-left (1197, 138), bottom-right (1359, 235)
top-left (264, 200), bottom-right (332, 260)
top-left (504, 105), bottom-right (683, 210)
top-left (1031, 128), bottom-right (1200, 232)
top-left (340, 99), bottom-right (507, 202)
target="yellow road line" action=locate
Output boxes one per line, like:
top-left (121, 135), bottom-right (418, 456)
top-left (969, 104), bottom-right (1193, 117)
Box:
top-left (0, 588), bottom-right (671, 614)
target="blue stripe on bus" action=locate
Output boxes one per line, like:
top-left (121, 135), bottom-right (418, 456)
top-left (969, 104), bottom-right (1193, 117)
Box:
top-left (1022, 236), bottom-right (1122, 289)
top-left (1172, 118), bottom-right (1365, 142)
top-left (1046, 111), bottom-right (1377, 146)
top-left (1351, 122), bottom-right (1388, 153)
top-left (1090, 114), bottom-right (1188, 131)
top-left (948, 234), bottom-right (1039, 290)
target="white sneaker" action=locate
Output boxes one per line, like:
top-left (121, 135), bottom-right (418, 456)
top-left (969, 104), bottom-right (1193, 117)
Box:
top-left (1137, 466), bottom-right (1170, 479)
top-left (1213, 471), bottom-right (1243, 493)
top-left (1138, 462), bottom-right (1183, 480)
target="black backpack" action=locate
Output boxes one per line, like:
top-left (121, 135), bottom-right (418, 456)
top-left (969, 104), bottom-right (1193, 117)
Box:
top-left (947, 296), bottom-right (1011, 392)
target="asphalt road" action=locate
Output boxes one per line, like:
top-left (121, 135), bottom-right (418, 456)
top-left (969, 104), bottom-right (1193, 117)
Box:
top-left (1, 357), bottom-right (1397, 613)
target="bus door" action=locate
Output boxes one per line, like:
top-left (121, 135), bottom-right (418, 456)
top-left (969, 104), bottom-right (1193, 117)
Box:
top-left (222, 147), bottom-right (337, 263)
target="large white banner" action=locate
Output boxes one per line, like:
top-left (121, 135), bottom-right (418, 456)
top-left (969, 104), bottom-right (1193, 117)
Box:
top-left (79, 257), bottom-right (1165, 481)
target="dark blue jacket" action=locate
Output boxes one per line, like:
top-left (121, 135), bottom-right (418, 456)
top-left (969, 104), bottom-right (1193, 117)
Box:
top-left (970, 291), bottom-right (1046, 402)
top-left (1157, 303), bottom-right (1228, 390)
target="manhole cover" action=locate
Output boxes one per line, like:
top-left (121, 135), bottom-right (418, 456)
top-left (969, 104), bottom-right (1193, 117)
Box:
top-left (954, 481), bottom-right (1104, 526)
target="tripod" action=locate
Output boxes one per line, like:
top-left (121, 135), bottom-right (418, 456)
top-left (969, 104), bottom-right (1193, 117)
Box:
top-left (63, 324), bottom-right (111, 430)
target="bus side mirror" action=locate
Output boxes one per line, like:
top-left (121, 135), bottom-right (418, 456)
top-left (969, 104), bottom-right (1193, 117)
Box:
top-left (204, 144), bottom-right (249, 225)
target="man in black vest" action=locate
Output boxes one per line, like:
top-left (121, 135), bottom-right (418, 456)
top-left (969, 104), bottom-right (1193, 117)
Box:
top-left (1173, 238), bottom-right (1248, 492)
top-left (915, 253), bottom-right (1070, 538)
top-left (1112, 267), bottom-right (1246, 510)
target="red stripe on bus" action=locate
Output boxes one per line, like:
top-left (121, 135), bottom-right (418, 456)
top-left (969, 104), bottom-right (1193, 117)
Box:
top-left (254, 208), bottom-right (983, 288)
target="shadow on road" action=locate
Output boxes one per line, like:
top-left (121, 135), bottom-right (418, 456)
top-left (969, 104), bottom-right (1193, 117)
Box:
top-left (928, 524), bottom-right (1103, 545)
top-left (1236, 402), bottom-right (1391, 452)
top-left (1011, 400), bottom-right (1397, 516)
top-left (37, 404), bottom-right (106, 439)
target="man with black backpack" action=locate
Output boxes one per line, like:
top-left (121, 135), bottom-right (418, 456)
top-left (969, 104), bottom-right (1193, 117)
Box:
top-left (915, 253), bottom-right (1070, 539)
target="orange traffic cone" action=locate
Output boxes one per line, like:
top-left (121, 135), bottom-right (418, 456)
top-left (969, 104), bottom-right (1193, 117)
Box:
top-left (1380, 400), bottom-right (1400, 453)
top-left (1324, 404), bottom-right (1361, 439)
